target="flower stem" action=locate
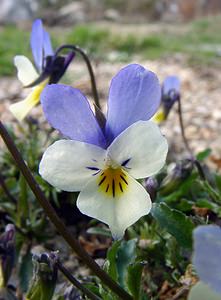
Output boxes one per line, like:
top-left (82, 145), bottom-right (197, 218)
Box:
top-left (56, 260), bottom-right (101, 300)
top-left (177, 96), bottom-right (193, 158)
top-left (194, 160), bottom-right (206, 181)
top-left (177, 97), bottom-right (207, 181)
top-left (55, 45), bottom-right (101, 109)
top-left (0, 121), bottom-right (132, 300)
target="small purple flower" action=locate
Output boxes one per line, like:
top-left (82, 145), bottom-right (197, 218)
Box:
top-left (10, 19), bottom-right (75, 121)
top-left (193, 225), bottom-right (221, 295)
top-left (39, 64), bottom-right (168, 238)
top-left (153, 75), bottom-right (180, 123)
top-left (144, 177), bottom-right (158, 201)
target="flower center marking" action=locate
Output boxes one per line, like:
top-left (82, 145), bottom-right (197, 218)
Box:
top-left (97, 167), bottom-right (128, 198)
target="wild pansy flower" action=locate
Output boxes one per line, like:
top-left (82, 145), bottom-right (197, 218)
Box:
top-left (153, 75), bottom-right (180, 123)
top-left (39, 64), bottom-right (168, 238)
top-left (10, 19), bottom-right (75, 121)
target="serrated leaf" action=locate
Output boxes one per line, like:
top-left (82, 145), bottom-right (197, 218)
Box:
top-left (116, 239), bottom-right (137, 289)
top-left (151, 203), bottom-right (194, 248)
top-left (127, 261), bottom-right (145, 299)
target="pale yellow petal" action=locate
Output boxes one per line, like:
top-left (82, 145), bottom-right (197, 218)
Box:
top-left (9, 81), bottom-right (48, 121)
top-left (14, 55), bottom-right (39, 86)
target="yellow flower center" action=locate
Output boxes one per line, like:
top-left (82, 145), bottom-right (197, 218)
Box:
top-left (97, 167), bottom-right (129, 198)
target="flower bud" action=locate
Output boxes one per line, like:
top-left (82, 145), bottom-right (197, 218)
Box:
top-left (160, 159), bottom-right (193, 195)
top-left (0, 224), bottom-right (15, 288)
top-left (153, 76), bottom-right (180, 124)
top-left (162, 75), bottom-right (180, 117)
top-left (144, 177), bottom-right (159, 201)
top-left (26, 252), bottom-right (58, 300)
top-left (26, 51), bottom-right (75, 88)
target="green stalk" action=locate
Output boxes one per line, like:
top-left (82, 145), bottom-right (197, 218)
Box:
top-left (177, 97), bottom-right (207, 181)
top-left (56, 260), bottom-right (101, 300)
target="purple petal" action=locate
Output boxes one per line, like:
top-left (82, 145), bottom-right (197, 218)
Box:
top-left (43, 30), bottom-right (54, 57)
top-left (41, 84), bottom-right (106, 148)
top-left (30, 19), bottom-right (44, 71)
top-left (105, 64), bottom-right (161, 143)
top-left (64, 52), bottom-right (75, 69)
top-left (162, 76), bottom-right (180, 95)
top-left (193, 225), bottom-right (221, 295)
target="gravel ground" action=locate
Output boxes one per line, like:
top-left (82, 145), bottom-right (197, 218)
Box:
top-left (1, 56), bottom-right (221, 166)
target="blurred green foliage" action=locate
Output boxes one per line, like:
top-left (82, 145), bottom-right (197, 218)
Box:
top-left (0, 26), bottom-right (29, 76)
top-left (1, 15), bottom-right (221, 76)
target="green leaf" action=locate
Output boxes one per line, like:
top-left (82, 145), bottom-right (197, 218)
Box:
top-left (87, 227), bottom-right (112, 238)
top-left (215, 174), bottom-right (221, 193)
top-left (116, 239), bottom-right (137, 289)
top-left (127, 261), bottom-right (145, 299)
top-left (99, 285), bottom-right (118, 300)
top-left (19, 251), bottom-right (33, 292)
top-left (105, 241), bottom-right (121, 281)
top-left (196, 148), bottom-right (211, 161)
top-left (151, 203), bottom-right (194, 248)
top-left (188, 281), bottom-right (221, 300)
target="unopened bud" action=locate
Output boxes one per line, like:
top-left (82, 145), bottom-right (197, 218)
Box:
top-left (160, 159), bottom-right (193, 195)
top-left (161, 76), bottom-right (180, 118)
top-left (0, 224), bottom-right (15, 288)
top-left (26, 252), bottom-right (58, 300)
top-left (144, 177), bottom-right (159, 201)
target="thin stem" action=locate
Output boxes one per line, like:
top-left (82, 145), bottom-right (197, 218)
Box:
top-left (177, 97), bottom-right (193, 158)
top-left (194, 160), bottom-right (206, 181)
top-left (0, 121), bottom-right (133, 300)
top-left (56, 260), bottom-right (101, 300)
top-left (55, 45), bottom-right (100, 109)
top-left (0, 172), bottom-right (17, 204)
top-left (177, 98), bottom-right (208, 181)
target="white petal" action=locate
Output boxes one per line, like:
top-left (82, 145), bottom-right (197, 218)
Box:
top-left (9, 81), bottom-right (47, 121)
top-left (108, 120), bottom-right (168, 179)
top-left (39, 140), bottom-right (106, 192)
top-left (14, 55), bottom-right (38, 86)
top-left (77, 173), bottom-right (151, 239)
